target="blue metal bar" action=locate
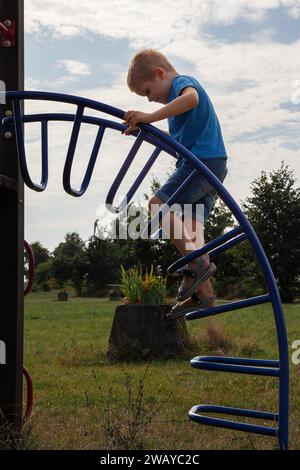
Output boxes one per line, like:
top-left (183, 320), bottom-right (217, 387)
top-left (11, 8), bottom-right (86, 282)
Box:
top-left (41, 120), bottom-right (48, 190)
top-left (4, 113), bottom-right (177, 157)
top-left (11, 98), bottom-right (47, 191)
top-left (64, 125), bottom-right (105, 197)
top-left (189, 405), bottom-right (278, 436)
top-left (7, 90), bottom-right (128, 120)
top-left (105, 129), bottom-right (147, 213)
top-left (115, 145), bottom-right (161, 213)
top-left (190, 356), bottom-right (280, 377)
top-left (80, 125), bottom-right (105, 196)
top-left (185, 294), bottom-right (271, 321)
top-left (168, 226), bottom-right (245, 275)
top-left (4, 111), bottom-right (176, 200)
top-left (63, 105), bottom-right (84, 195)
top-left (190, 404), bottom-right (279, 422)
top-left (209, 233), bottom-right (248, 259)
top-left (192, 356), bottom-right (279, 368)
top-left (149, 227), bottom-right (165, 240)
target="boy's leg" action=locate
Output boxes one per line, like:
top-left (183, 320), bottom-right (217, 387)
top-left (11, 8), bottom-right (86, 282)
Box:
top-left (168, 209), bottom-right (215, 304)
top-left (148, 158), bottom-right (227, 310)
top-left (148, 196), bottom-right (214, 304)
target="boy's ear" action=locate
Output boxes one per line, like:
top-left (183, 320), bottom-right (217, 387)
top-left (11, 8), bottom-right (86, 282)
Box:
top-left (155, 67), bottom-right (166, 79)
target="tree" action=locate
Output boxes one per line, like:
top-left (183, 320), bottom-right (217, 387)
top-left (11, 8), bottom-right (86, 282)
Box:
top-left (53, 232), bottom-right (85, 258)
top-left (71, 252), bottom-right (89, 297)
top-left (34, 259), bottom-right (53, 291)
top-left (30, 241), bottom-right (50, 267)
top-left (242, 163), bottom-right (300, 302)
top-left (52, 232), bottom-right (88, 296)
top-left (51, 255), bottom-right (72, 289)
top-left (85, 237), bottom-right (116, 295)
top-left (24, 241), bottom-right (51, 291)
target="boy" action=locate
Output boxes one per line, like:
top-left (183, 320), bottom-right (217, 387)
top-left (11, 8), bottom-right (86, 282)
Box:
top-left (124, 49), bottom-right (228, 318)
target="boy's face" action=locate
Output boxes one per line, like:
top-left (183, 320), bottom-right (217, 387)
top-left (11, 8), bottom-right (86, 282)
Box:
top-left (133, 68), bottom-right (171, 104)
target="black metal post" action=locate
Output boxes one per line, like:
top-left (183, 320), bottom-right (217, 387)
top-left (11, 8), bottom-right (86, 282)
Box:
top-left (0, 0), bottom-right (24, 431)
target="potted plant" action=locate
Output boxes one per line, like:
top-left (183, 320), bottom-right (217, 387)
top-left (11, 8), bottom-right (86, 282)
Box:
top-left (107, 265), bottom-right (191, 361)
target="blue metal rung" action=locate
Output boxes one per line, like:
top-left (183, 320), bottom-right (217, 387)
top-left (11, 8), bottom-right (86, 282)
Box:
top-left (41, 120), bottom-right (49, 189)
top-left (3, 111), bottom-right (177, 197)
top-left (190, 356), bottom-right (280, 377)
top-left (189, 404), bottom-right (278, 437)
top-left (12, 98), bottom-right (48, 191)
top-left (64, 124), bottom-right (105, 197)
top-left (3, 113), bottom-right (177, 157)
top-left (185, 293), bottom-right (271, 321)
top-left (209, 233), bottom-right (248, 259)
top-left (116, 145), bottom-right (161, 213)
top-left (142, 168), bottom-right (201, 238)
top-left (168, 226), bottom-right (246, 275)
top-left (105, 129), bottom-right (146, 213)
top-left (63, 105), bottom-right (84, 195)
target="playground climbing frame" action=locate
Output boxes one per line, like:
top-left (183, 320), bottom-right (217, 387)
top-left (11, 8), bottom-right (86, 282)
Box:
top-left (0, 0), bottom-right (289, 449)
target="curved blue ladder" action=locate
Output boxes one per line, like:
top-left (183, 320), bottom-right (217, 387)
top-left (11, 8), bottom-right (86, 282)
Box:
top-left (2, 91), bottom-right (289, 449)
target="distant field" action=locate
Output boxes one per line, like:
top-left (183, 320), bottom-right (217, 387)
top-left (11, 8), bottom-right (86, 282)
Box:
top-left (22, 292), bottom-right (300, 450)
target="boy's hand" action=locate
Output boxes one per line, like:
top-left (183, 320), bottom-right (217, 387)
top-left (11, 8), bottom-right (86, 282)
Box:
top-left (125, 110), bottom-right (153, 126)
top-left (122, 124), bottom-right (141, 136)
top-left (123, 110), bottom-right (153, 135)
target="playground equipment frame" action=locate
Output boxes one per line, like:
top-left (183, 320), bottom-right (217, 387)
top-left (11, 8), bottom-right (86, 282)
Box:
top-left (0, 0), bottom-right (289, 450)
top-left (0, 0), bottom-right (24, 431)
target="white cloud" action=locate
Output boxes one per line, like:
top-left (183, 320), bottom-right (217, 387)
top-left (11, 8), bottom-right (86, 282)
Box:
top-left (25, 0), bottom-right (300, 43)
top-left (56, 59), bottom-right (91, 76)
top-left (22, 0), bottom-right (300, 248)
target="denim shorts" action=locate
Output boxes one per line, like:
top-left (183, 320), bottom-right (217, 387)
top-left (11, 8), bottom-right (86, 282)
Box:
top-left (155, 157), bottom-right (228, 224)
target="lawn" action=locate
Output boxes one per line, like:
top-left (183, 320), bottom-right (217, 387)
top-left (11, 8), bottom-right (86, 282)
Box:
top-left (22, 291), bottom-right (300, 450)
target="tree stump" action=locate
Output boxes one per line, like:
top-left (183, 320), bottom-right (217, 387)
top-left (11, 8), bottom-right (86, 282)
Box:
top-left (107, 304), bottom-right (191, 361)
top-left (57, 290), bottom-right (68, 301)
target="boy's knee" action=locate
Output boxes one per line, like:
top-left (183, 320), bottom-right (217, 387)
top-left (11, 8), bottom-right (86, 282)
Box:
top-left (148, 195), bottom-right (164, 214)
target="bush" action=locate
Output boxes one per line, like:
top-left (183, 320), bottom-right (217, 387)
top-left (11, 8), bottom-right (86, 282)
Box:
top-left (213, 276), bottom-right (264, 300)
top-left (41, 282), bottom-right (51, 292)
top-left (120, 265), bottom-right (167, 304)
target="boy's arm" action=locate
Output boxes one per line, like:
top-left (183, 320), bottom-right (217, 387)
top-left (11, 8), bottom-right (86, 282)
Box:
top-left (151, 87), bottom-right (199, 122)
top-left (124, 87), bottom-right (198, 132)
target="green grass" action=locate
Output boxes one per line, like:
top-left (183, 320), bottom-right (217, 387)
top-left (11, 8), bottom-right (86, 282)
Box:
top-left (22, 291), bottom-right (300, 450)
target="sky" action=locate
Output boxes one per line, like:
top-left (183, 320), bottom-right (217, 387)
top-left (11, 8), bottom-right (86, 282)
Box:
top-left (22, 0), bottom-right (300, 250)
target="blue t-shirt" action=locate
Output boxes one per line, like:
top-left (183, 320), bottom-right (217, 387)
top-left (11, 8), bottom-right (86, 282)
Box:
top-left (167, 75), bottom-right (227, 163)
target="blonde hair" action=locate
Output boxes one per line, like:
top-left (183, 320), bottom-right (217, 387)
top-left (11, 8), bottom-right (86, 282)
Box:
top-left (127, 49), bottom-right (176, 91)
